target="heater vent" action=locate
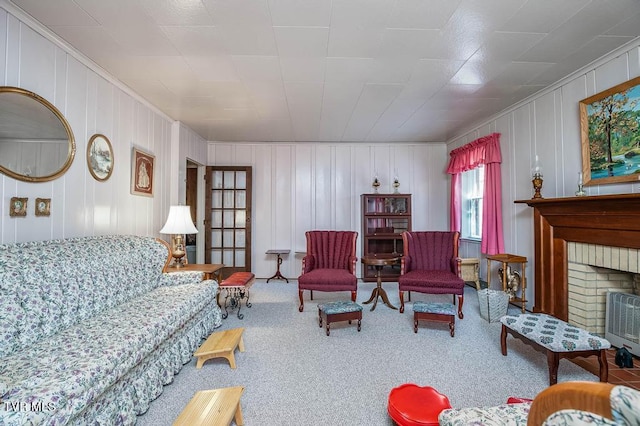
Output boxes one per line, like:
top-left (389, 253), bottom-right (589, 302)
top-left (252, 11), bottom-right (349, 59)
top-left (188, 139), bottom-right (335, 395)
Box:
top-left (605, 291), bottom-right (640, 357)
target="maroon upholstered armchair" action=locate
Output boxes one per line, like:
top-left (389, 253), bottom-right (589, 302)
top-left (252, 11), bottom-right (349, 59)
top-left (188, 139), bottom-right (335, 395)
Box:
top-left (297, 230), bottom-right (358, 312)
top-left (398, 231), bottom-right (465, 318)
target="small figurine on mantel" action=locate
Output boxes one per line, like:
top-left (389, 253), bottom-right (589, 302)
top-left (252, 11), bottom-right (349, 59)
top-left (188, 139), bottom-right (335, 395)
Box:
top-left (499, 266), bottom-right (521, 300)
top-left (372, 175), bottom-right (381, 193)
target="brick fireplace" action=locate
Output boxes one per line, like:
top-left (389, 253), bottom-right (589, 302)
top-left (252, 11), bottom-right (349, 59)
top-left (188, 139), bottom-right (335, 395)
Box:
top-left (516, 194), bottom-right (640, 324)
top-left (567, 242), bottom-right (638, 334)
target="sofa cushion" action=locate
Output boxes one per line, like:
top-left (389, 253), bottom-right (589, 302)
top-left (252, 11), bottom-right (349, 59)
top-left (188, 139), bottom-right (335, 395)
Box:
top-left (0, 236), bottom-right (169, 358)
top-left (438, 403), bottom-right (531, 426)
top-left (0, 280), bottom-right (217, 425)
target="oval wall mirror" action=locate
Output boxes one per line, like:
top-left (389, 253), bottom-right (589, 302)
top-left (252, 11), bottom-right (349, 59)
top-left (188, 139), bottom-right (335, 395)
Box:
top-left (0, 86), bottom-right (76, 182)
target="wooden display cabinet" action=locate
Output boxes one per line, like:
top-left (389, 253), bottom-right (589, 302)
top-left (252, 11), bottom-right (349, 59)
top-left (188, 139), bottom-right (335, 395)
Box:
top-left (361, 193), bottom-right (412, 282)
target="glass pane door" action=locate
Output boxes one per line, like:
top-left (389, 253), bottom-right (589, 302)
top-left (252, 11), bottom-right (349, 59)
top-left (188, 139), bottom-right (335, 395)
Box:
top-left (205, 166), bottom-right (252, 276)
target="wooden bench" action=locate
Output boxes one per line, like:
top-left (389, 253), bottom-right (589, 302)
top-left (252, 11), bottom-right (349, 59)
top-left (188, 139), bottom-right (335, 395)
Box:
top-left (218, 272), bottom-right (255, 319)
top-left (194, 327), bottom-right (245, 369)
top-left (173, 386), bottom-right (244, 426)
top-left (500, 313), bottom-right (610, 385)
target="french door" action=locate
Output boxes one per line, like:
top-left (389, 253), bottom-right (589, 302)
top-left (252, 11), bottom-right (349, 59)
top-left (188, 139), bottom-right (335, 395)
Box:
top-left (205, 166), bottom-right (252, 276)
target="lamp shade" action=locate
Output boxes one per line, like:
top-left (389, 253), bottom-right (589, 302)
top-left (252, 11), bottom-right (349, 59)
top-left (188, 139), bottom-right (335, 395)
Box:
top-left (160, 205), bottom-right (198, 234)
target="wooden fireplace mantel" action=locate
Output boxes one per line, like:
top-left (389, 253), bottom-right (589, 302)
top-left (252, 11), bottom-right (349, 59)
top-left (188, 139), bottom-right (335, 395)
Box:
top-left (515, 193), bottom-right (640, 321)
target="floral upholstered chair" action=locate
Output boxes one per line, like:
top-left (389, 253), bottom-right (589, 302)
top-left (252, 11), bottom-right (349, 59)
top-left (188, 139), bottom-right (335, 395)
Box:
top-left (297, 230), bottom-right (358, 312)
top-left (398, 231), bottom-right (465, 318)
top-left (438, 381), bottom-right (640, 426)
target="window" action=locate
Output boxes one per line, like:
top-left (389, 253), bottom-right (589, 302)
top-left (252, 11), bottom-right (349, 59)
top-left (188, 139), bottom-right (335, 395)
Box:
top-left (461, 165), bottom-right (484, 240)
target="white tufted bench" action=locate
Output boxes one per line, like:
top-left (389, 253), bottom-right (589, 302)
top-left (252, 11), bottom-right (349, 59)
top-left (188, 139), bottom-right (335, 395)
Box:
top-left (500, 313), bottom-right (610, 385)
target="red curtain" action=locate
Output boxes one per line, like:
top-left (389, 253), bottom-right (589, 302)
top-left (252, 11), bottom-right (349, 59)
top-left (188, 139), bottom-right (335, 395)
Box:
top-left (446, 132), bottom-right (504, 255)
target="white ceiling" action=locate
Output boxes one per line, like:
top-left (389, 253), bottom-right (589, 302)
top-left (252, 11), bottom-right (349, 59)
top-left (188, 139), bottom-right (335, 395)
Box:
top-left (9, 0), bottom-right (640, 143)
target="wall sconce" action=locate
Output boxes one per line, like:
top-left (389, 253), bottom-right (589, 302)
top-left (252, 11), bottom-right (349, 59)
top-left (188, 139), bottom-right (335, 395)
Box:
top-left (531, 155), bottom-right (543, 199)
top-left (160, 205), bottom-right (198, 268)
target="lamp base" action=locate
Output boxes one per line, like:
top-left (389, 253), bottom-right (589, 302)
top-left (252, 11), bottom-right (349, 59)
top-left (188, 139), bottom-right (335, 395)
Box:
top-left (169, 255), bottom-right (187, 268)
top-left (532, 175), bottom-right (543, 199)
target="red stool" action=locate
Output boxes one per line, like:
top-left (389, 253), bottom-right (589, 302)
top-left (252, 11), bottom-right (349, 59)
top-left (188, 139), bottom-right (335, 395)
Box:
top-left (388, 384), bottom-right (452, 426)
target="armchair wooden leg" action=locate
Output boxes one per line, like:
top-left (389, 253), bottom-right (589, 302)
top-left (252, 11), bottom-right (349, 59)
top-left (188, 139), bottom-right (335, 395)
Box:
top-left (399, 291), bottom-right (405, 313)
top-left (298, 290), bottom-right (304, 312)
top-left (350, 291), bottom-right (357, 302)
top-left (457, 294), bottom-right (464, 319)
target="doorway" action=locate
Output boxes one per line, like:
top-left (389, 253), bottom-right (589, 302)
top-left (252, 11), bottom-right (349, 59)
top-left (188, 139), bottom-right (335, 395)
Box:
top-left (185, 159), bottom-right (200, 264)
top-left (205, 166), bottom-right (252, 276)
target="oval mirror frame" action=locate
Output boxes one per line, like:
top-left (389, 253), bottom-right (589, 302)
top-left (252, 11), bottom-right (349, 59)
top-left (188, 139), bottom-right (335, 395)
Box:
top-left (0, 86), bottom-right (76, 182)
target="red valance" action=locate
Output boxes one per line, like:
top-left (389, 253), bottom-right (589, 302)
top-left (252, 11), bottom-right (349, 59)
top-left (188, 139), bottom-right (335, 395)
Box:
top-left (446, 132), bottom-right (502, 174)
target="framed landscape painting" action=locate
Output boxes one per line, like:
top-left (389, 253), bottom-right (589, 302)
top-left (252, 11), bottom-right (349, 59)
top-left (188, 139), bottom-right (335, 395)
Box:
top-left (131, 147), bottom-right (154, 197)
top-left (580, 75), bottom-right (640, 186)
top-left (87, 134), bottom-right (113, 182)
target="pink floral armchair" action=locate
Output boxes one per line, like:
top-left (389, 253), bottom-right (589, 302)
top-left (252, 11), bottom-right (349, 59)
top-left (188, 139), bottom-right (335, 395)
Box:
top-left (297, 230), bottom-right (358, 312)
top-left (398, 231), bottom-right (465, 318)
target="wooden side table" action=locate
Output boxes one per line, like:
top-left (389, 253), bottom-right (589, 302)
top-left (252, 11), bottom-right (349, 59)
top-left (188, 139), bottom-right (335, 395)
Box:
top-left (361, 255), bottom-right (399, 311)
top-left (266, 249), bottom-right (290, 282)
top-left (166, 263), bottom-right (224, 281)
top-left (486, 254), bottom-right (527, 313)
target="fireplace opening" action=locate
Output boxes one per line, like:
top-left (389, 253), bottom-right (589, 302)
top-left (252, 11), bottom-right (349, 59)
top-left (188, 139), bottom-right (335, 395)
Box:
top-left (567, 242), bottom-right (639, 336)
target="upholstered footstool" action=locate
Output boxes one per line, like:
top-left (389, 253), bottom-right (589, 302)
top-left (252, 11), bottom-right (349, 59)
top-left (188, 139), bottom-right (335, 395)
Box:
top-left (500, 313), bottom-right (611, 385)
top-left (318, 301), bottom-right (362, 336)
top-left (218, 272), bottom-right (255, 320)
top-left (388, 383), bottom-right (452, 426)
top-left (413, 302), bottom-right (455, 336)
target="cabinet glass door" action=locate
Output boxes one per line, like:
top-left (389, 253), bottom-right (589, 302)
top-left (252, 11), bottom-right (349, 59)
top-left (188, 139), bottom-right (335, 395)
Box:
top-left (205, 166), bottom-right (252, 276)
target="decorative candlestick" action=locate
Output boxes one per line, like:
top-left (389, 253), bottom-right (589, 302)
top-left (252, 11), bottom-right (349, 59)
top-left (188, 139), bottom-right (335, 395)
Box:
top-left (575, 172), bottom-right (586, 196)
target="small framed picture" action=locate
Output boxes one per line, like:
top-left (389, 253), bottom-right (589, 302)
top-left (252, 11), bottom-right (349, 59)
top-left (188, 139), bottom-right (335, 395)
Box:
top-left (9, 197), bottom-right (27, 217)
top-left (87, 134), bottom-right (114, 182)
top-left (131, 147), bottom-right (155, 197)
top-left (35, 198), bottom-right (51, 217)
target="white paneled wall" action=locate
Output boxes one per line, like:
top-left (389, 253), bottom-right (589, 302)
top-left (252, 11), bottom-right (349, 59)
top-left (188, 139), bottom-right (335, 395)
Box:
top-left (209, 142), bottom-right (448, 279)
top-left (450, 41), bottom-right (640, 311)
top-left (0, 6), bottom-right (207, 244)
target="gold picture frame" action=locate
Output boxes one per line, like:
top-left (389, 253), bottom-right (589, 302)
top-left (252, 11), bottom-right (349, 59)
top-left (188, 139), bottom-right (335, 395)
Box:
top-left (131, 147), bottom-right (155, 197)
top-left (87, 134), bottom-right (114, 182)
top-left (9, 197), bottom-right (27, 217)
top-left (35, 198), bottom-right (51, 217)
top-left (579, 75), bottom-right (640, 186)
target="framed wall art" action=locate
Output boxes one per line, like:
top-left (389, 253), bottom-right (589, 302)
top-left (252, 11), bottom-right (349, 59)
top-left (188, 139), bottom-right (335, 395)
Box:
top-left (87, 134), bottom-right (113, 182)
top-left (9, 197), bottom-right (27, 217)
top-left (580, 75), bottom-right (640, 186)
top-left (131, 147), bottom-right (155, 197)
top-left (35, 198), bottom-right (51, 217)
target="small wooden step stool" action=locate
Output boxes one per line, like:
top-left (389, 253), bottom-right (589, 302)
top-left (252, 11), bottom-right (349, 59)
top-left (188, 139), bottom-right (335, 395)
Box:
top-left (194, 327), bottom-right (245, 369)
top-left (173, 386), bottom-right (245, 426)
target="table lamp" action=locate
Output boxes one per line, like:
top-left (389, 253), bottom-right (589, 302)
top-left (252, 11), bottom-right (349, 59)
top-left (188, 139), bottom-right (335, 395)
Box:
top-left (160, 205), bottom-right (198, 268)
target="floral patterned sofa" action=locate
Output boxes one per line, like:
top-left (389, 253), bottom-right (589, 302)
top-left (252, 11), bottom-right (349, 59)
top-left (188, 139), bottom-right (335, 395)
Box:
top-left (0, 235), bottom-right (222, 425)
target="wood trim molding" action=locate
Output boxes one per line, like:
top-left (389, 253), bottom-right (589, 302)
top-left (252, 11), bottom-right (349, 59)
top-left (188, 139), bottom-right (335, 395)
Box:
top-left (515, 193), bottom-right (640, 320)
